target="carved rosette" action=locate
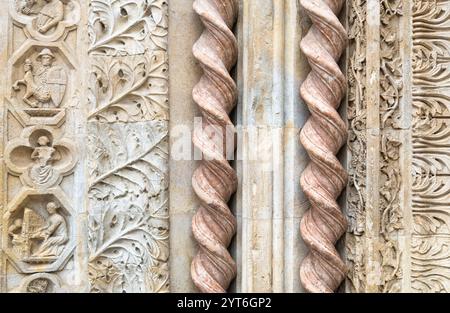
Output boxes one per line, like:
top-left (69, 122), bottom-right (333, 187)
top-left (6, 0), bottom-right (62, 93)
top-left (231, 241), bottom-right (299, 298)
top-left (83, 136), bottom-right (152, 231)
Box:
top-left (298, 0), bottom-right (348, 293)
top-left (191, 0), bottom-right (238, 293)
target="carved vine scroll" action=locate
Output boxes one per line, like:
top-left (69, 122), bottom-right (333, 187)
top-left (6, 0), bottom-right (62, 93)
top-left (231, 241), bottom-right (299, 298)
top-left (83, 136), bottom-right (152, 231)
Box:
top-left (299, 0), bottom-right (348, 293)
top-left (191, 0), bottom-right (238, 293)
top-left (379, 0), bottom-right (403, 293)
top-left (346, 0), bottom-right (367, 293)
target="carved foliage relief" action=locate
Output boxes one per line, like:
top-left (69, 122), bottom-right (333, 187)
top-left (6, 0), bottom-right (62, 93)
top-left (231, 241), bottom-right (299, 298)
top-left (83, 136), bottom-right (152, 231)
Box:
top-left (346, 0), bottom-right (405, 293)
top-left (379, 0), bottom-right (403, 293)
top-left (411, 0), bottom-right (450, 293)
top-left (2, 0), bottom-right (81, 292)
top-left (346, 0), bottom-right (367, 293)
top-left (87, 0), bottom-right (169, 293)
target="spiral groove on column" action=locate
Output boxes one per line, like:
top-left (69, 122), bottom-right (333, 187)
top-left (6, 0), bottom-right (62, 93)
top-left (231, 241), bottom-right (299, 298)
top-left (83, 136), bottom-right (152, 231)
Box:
top-left (191, 0), bottom-right (238, 293)
top-left (299, 0), bottom-right (349, 293)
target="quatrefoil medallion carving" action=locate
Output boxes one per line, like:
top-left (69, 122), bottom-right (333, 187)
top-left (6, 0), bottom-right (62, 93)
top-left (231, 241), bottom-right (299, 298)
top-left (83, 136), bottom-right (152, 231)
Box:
top-left (5, 127), bottom-right (77, 189)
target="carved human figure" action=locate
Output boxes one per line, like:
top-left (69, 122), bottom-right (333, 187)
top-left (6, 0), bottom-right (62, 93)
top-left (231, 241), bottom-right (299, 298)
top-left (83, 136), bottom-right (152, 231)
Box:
top-left (17, 0), bottom-right (65, 34)
top-left (13, 48), bottom-right (67, 108)
top-left (31, 202), bottom-right (68, 257)
top-left (35, 0), bottom-right (64, 34)
top-left (29, 136), bottom-right (60, 185)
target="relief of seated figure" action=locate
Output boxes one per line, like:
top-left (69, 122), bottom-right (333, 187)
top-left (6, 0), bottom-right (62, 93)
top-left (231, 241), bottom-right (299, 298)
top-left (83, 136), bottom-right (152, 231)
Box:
top-left (17, 0), bottom-right (65, 34)
top-left (8, 202), bottom-right (68, 263)
top-left (29, 135), bottom-right (60, 185)
top-left (31, 202), bottom-right (68, 258)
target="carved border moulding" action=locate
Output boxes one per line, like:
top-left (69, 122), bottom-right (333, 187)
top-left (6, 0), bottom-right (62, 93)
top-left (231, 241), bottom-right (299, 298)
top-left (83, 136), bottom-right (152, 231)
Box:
top-left (411, 0), bottom-right (450, 293)
top-left (298, 0), bottom-right (348, 293)
top-left (346, 0), bottom-right (368, 293)
top-left (87, 121), bottom-right (169, 293)
top-left (4, 126), bottom-right (77, 190)
top-left (191, 0), bottom-right (238, 293)
top-left (9, 0), bottom-right (81, 42)
top-left (2, 188), bottom-right (75, 274)
top-left (379, 0), bottom-right (403, 293)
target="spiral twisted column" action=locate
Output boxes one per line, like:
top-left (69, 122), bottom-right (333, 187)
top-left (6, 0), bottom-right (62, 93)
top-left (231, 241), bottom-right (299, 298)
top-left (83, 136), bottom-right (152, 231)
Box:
top-left (299, 0), bottom-right (349, 293)
top-left (191, 0), bottom-right (238, 293)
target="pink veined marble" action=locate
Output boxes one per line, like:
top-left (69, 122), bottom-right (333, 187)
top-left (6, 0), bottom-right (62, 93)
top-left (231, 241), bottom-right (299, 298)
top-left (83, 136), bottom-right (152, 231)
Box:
top-left (299, 0), bottom-right (349, 293)
top-left (191, 0), bottom-right (238, 293)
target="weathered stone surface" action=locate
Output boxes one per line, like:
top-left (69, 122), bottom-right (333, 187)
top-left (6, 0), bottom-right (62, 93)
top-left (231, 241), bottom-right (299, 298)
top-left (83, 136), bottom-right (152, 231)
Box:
top-left (1, 0), bottom-right (450, 294)
top-left (0, 0), bottom-right (169, 293)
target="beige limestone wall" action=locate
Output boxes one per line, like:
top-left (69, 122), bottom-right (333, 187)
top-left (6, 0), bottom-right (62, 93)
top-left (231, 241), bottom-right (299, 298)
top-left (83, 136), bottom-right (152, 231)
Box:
top-left (168, 0), bottom-right (202, 293)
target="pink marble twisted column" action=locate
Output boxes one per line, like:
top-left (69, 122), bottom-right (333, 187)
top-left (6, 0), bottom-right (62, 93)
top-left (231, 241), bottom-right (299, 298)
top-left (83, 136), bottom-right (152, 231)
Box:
top-left (299, 0), bottom-right (349, 293)
top-left (191, 0), bottom-right (238, 293)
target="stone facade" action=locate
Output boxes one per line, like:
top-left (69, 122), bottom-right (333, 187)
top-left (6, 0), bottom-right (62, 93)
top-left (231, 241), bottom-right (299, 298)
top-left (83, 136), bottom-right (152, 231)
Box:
top-left (0, 0), bottom-right (449, 293)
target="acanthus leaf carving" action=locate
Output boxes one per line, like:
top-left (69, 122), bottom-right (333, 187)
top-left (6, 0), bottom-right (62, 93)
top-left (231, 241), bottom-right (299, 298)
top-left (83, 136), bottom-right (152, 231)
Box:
top-left (88, 52), bottom-right (168, 123)
top-left (88, 0), bottom-right (168, 56)
top-left (87, 0), bottom-right (169, 293)
top-left (411, 0), bottom-right (450, 293)
top-left (87, 121), bottom-right (169, 293)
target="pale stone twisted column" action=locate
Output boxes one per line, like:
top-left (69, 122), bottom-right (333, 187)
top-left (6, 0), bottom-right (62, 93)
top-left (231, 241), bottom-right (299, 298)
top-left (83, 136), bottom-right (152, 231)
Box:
top-left (191, 0), bottom-right (238, 293)
top-left (299, 0), bottom-right (349, 293)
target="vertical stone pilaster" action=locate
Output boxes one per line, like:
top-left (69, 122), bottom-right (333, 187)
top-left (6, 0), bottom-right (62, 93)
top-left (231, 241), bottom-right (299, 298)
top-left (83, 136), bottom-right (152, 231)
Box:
top-left (346, 0), bottom-right (416, 293)
top-left (168, 0), bottom-right (202, 293)
top-left (284, 0), bottom-right (307, 293)
top-left (235, 0), bottom-right (308, 293)
top-left (237, 0), bottom-right (282, 292)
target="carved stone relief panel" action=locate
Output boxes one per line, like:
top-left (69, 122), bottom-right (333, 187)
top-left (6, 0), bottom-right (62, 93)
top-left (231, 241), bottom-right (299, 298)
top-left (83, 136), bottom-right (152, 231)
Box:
top-left (86, 0), bottom-right (169, 293)
top-left (10, 0), bottom-right (80, 42)
top-left (1, 0), bottom-right (82, 292)
top-left (345, 0), bottom-right (450, 293)
top-left (345, 0), bottom-right (406, 293)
